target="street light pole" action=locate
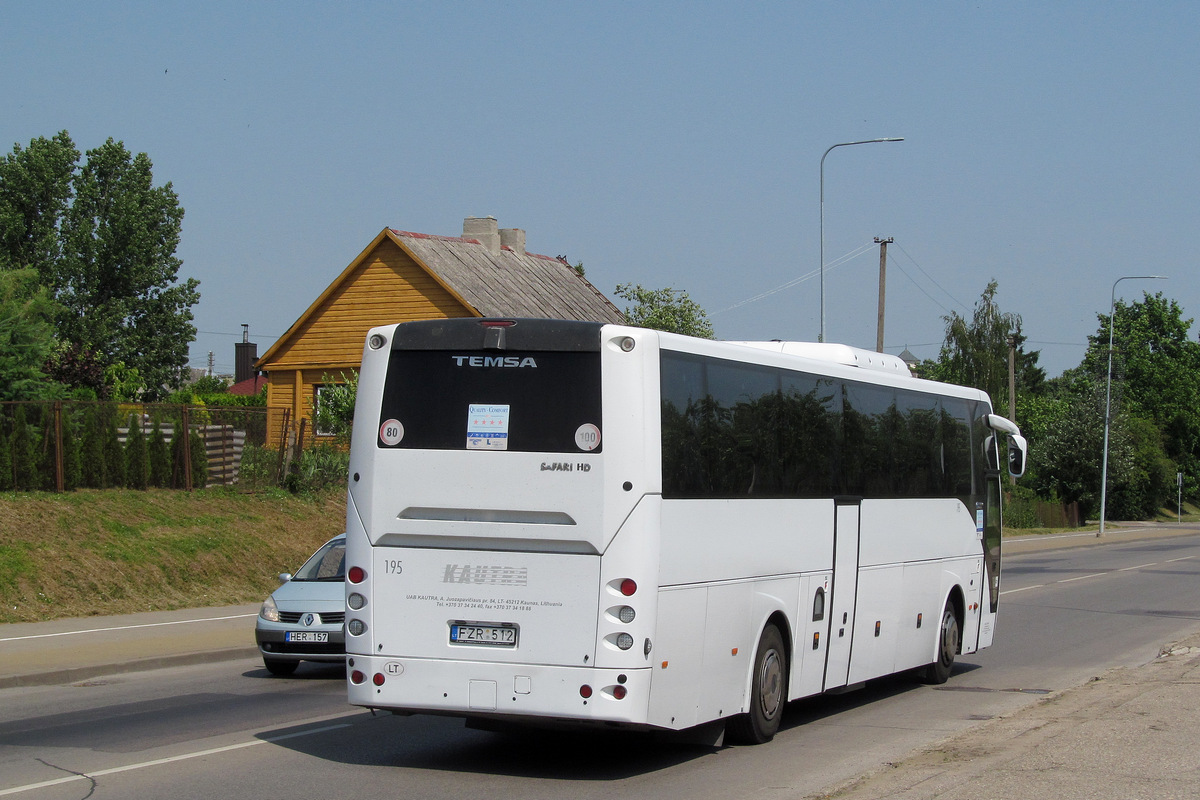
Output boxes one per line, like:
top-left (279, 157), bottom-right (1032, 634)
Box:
top-left (1098, 275), bottom-right (1166, 536)
top-left (819, 137), bottom-right (903, 343)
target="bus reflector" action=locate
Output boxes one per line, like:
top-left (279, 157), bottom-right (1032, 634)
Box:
top-left (619, 579), bottom-right (637, 597)
top-left (579, 685), bottom-right (593, 698)
top-left (373, 673), bottom-right (385, 686)
top-left (351, 670), bottom-right (365, 684)
top-left (348, 566), bottom-right (366, 584)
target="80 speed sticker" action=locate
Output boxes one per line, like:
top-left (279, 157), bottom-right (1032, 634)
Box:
top-left (380, 419), bottom-right (404, 446)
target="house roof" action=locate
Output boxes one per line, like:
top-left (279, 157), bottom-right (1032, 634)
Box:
top-left (228, 375), bottom-right (267, 395)
top-left (389, 229), bottom-right (625, 322)
top-left (257, 225), bottom-right (625, 368)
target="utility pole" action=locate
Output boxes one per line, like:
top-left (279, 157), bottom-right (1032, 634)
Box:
top-left (874, 237), bottom-right (893, 353)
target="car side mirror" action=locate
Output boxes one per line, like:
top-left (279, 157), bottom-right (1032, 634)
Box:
top-left (278, 572), bottom-right (292, 583)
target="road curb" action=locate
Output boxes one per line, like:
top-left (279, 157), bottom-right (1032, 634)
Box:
top-left (0, 646), bottom-right (260, 690)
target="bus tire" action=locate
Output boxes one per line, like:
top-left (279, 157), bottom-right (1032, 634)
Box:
top-left (922, 602), bottom-right (959, 685)
top-left (728, 624), bottom-right (787, 744)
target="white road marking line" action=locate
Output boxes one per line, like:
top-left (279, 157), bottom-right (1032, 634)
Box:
top-left (999, 584), bottom-right (1044, 595)
top-left (1119, 563), bottom-right (1159, 571)
top-left (0, 614), bottom-right (258, 643)
top-left (0, 723), bottom-right (352, 796)
top-left (1057, 572), bottom-right (1109, 584)
top-left (1165, 556), bottom-right (1196, 563)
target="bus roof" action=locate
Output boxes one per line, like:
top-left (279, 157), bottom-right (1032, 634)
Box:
top-left (725, 341), bottom-right (912, 376)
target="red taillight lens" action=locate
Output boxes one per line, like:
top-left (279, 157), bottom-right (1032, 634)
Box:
top-left (579, 685), bottom-right (593, 698)
top-left (479, 319), bottom-right (516, 327)
top-left (373, 673), bottom-right (385, 686)
top-left (350, 670), bottom-right (365, 684)
top-left (348, 566), bottom-right (365, 584)
top-left (612, 685), bottom-right (627, 700)
top-left (619, 579), bottom-right (637, 597)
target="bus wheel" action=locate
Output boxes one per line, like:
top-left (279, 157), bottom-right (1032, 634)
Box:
top-left (923, 603), bottom-right (959, 685)
top-left (728, 624), bottom-right (787, 744)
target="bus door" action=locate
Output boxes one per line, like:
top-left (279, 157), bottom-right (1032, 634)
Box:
top-left (976, 473), bottom-right (1003, 650)
top-left (823, 497), bottom-right (861, 691)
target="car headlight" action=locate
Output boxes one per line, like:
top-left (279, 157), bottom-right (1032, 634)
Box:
top-left (259, 595), bottom-right (280, 622)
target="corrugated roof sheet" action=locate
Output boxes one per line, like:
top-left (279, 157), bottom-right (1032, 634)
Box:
top-left (390, 230), bottom-right (625, 324)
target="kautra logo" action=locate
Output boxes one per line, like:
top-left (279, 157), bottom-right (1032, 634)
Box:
top-left (443, 564), bottom-right (529, 586)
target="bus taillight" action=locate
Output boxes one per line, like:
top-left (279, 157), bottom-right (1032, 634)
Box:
top-left (619, 579), bottom-right (637, 597)
top-left (348, 566), bottom-right (366, 584)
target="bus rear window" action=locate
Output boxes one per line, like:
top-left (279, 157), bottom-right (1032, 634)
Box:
top-left (377, 350), bottom-right (602, 453)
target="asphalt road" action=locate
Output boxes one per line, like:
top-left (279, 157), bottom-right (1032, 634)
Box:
top-left (2, 530), bottom-right (1199, 799)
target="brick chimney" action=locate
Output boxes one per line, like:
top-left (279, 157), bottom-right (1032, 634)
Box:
top-left (463, 216), bottom-right (500, 255)
top-left (234, 324), bottom-right (258, 383)
top-left (499, 227), bottom-right (525, 255)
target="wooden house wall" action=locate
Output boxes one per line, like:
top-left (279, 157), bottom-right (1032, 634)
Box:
top-left (264, 238), bottom-right (473, 370)
top-left (260, 238), bottom-right (475, 444)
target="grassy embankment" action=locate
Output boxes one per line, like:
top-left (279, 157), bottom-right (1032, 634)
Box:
top-left (2, 488), bottom-right (1195, 625)
top-left (0, 488), bottom-right (345, 624)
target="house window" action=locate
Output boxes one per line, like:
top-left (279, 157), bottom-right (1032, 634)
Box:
top-left (313, 377), bottom-right (357, 438)
top-left (313, 384), bottom-right (335, 437)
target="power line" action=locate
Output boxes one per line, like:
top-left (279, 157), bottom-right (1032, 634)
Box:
top-left (891, 242), bottom-right (970, 312)
top-left (713, 242), bottom-right (876, 315)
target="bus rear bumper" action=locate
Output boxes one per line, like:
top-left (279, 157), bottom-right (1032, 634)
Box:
top-left (346, 655), bottom-right (653, 726)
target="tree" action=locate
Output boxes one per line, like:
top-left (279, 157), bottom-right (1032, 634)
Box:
top-left (0, 268), bottom-right (65, 400)
top-left (614, 283), bottom-right (715, 339)
top-left (920, 280), bottom-right (1044, 416)
top-left (56, 139), bottom-right (198, 399)
top-left (0, 131), bottom-right (78, 275)
top-left (0, 133), bottom-right (200, 400)
top-left (1080, 291), bottom-right (1200, 500)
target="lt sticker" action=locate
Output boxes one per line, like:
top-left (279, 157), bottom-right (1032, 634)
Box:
top-left (380, 419), bottom-right (404, 446)
top-left (467, 404), bottom-right (510, 450)
top-left (575, 423), bottom-right (601, 451)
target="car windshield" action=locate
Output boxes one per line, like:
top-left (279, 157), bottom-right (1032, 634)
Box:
top-left (291, 538), bottom-right (345, 581)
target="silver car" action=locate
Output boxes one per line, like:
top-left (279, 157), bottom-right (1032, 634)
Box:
top-left (255, 535), bottom-right (346, 675)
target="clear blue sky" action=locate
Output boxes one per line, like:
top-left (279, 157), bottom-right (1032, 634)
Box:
top-left (4, 1), bottom-right (1197, 379)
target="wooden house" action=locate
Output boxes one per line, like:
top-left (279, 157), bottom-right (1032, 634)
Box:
top-left (255, 217), bottom-right (625, 445)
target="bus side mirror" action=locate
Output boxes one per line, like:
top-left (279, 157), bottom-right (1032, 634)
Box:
top-left (1007, 434), bottom-right (1028, 478)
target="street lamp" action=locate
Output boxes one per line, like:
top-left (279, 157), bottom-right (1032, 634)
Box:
top-left (819, 138), bottom-right (904, 342)
top-left (1098, 275), bottom-right (1167, 536)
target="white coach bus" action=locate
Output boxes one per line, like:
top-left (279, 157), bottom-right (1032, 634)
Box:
top-left (344, 318), bottom-right (1027, 744)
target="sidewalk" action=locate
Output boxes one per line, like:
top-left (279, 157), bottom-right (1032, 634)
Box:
top-left (817, 630), bottom-right (1200, 799)
top-left (0, 603), bottom-right (259, 689)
